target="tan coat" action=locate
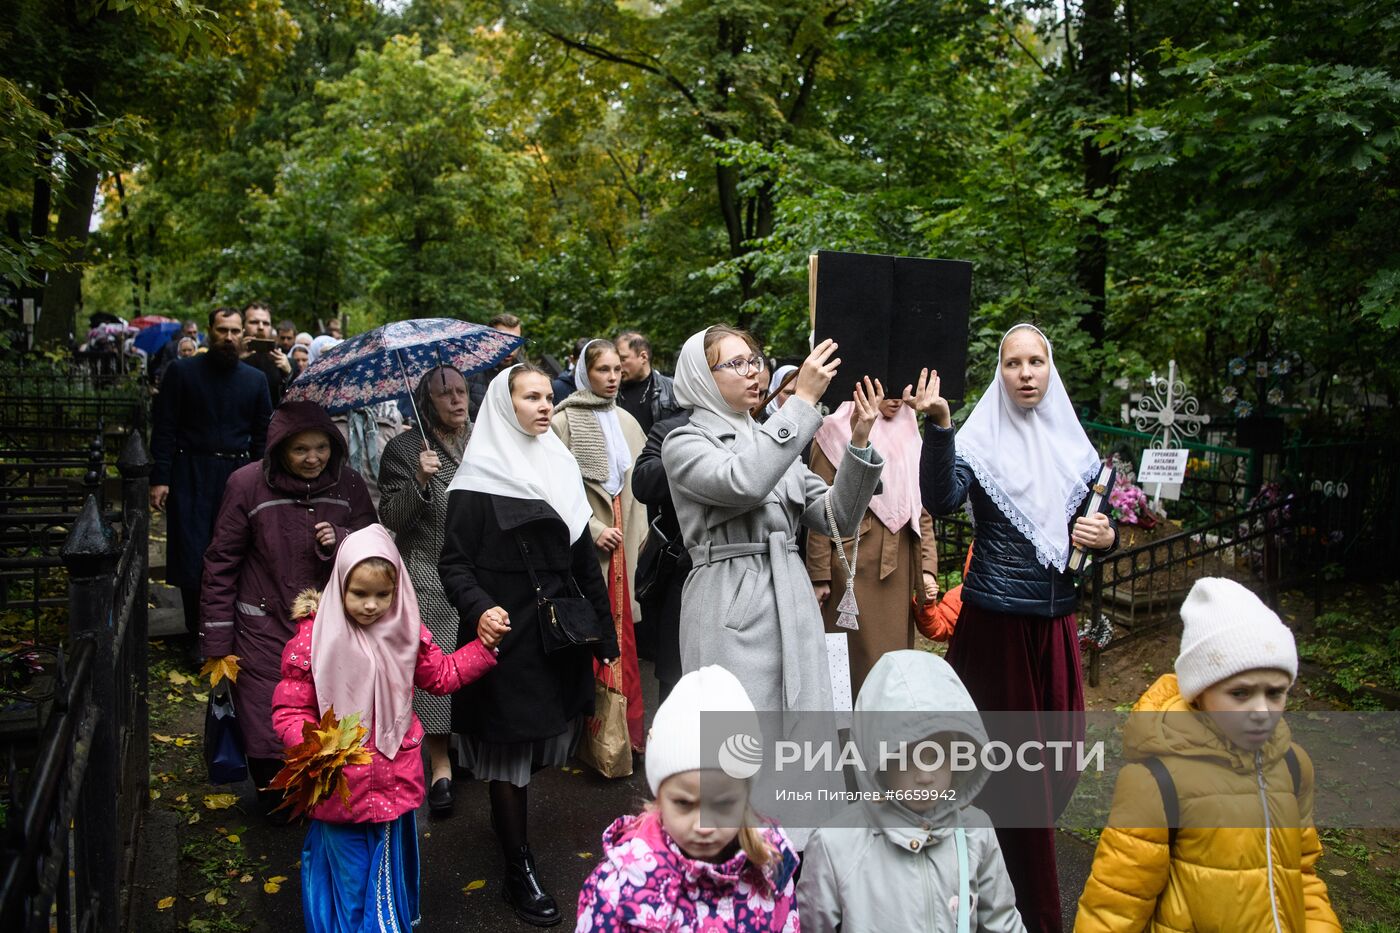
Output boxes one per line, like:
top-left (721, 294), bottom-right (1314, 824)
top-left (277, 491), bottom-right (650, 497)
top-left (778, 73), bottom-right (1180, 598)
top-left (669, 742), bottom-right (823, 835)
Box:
top-left (550, 408), bottom-right (648, 623)
top-left (805, 443), bottom-right (938, 695)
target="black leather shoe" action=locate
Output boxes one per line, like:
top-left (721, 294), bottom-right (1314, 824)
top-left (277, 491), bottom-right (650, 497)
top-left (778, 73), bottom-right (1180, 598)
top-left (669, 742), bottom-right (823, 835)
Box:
top-left (428, 777), bottom-right (453, 816)
top-left (502, 846), bottom-right (561, 927)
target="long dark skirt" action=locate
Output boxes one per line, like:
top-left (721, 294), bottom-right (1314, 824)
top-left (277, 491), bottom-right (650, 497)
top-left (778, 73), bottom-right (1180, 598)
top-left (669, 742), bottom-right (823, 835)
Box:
top-left (946, 602), bottom-right (1085, 933)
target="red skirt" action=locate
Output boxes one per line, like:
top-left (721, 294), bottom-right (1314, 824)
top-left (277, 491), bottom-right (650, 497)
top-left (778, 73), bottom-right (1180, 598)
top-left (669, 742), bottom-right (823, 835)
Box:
top-left (598, 495), bottom-right (645, 752)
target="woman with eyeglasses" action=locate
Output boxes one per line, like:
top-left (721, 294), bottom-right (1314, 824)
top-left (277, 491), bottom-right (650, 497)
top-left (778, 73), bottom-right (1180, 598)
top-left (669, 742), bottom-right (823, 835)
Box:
top-left (661, 324), bottom-right (885, 725)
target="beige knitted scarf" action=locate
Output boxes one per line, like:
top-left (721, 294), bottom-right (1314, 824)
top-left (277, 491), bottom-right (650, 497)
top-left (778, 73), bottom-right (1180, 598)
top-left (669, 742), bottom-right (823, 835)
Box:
top-left (553, 388), bottom-right (613, 485)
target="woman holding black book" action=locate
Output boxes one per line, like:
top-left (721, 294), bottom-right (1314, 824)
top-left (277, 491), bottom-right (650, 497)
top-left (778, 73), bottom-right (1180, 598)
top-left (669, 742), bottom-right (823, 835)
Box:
top-left (912, 323), bottom-right (1116, 933)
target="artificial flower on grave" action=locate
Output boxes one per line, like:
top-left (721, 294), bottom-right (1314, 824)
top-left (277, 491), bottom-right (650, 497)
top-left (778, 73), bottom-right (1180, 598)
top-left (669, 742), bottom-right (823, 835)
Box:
top-left (1108, 475), bottom-right (1157, 528)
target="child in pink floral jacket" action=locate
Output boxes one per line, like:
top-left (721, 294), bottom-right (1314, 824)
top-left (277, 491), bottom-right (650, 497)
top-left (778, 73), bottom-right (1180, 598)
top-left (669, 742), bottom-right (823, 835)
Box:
top-left (575, 666), bottom-right (800, 932)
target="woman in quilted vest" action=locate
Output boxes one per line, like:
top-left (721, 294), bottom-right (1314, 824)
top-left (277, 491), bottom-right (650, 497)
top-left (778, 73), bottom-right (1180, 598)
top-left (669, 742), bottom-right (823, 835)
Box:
top-left (1076, 577), bottom-right (1340, 932)
top-left (550, 339), bottom-right (648, 753)
top-left (913, 323), bottom-right (1117, 931)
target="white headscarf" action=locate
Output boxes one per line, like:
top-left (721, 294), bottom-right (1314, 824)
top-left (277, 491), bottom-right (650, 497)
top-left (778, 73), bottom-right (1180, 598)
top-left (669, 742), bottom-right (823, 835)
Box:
top-left (764, 364), bottom-right (798, 418)
top-left (574, 339), bottom-right (632, 497)
top-left (955, 323), bottom-right (1101, 571)
top-left (672, 327), bottom-right (755, 443)
top-left (447, 365), bottom-right (592, 541)
top-left (307, 335), bottom-right (340, 365)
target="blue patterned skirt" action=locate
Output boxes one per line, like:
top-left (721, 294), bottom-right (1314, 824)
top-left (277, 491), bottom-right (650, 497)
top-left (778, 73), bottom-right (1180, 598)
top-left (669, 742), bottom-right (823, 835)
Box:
top-left (302, 812), bottom-right (420, 932)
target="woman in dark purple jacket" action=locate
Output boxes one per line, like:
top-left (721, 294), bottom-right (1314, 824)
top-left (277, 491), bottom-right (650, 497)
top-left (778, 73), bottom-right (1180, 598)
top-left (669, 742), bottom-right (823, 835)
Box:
top-left (200, 401), bottom-right (378, 815)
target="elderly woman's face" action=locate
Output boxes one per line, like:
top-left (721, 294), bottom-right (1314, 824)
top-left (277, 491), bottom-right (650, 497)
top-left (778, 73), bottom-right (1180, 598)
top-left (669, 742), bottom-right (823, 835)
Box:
top-left (281, 430), bottom-right (332, 480)
top-left (428, 369), bottom-right (469, 430)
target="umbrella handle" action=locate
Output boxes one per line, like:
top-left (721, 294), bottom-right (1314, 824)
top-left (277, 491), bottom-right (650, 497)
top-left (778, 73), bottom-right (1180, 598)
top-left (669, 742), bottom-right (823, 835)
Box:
top-left (396, 350), bottom-right (430, 453)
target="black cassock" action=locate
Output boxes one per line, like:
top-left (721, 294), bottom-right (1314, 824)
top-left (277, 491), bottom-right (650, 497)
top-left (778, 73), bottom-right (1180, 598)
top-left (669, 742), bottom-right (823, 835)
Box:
top-left (151, 355), bottom-right (272, 589)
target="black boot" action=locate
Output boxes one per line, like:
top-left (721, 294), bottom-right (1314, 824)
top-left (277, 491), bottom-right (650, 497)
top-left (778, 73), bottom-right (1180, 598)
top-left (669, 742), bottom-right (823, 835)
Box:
top-left (502, 846), bottom-right (560, 927)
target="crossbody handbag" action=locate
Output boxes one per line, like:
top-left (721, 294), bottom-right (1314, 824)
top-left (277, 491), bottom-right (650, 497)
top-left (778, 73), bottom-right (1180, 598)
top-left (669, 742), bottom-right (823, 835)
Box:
top-left (635, 516), bottom-right (685, 604)
top-left (515, 535), bottom-right (611, 653)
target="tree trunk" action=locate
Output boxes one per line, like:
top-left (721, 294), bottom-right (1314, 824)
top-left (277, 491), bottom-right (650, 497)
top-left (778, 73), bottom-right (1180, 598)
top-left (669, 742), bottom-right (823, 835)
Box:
top-left (36, 159), bottom-right (100, 345)
top-left (1074, 0), bottom-right (1120, 355)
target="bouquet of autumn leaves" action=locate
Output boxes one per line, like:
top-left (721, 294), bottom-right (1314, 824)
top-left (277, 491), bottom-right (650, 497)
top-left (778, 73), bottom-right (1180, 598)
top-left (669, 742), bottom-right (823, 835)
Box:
top-left (266, 705), bottom-right (373, 819)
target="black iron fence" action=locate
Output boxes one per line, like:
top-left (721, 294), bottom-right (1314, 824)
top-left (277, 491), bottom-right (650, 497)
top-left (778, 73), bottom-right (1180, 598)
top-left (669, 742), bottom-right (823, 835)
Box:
top-left (0, 471), bottom-right (151, 932)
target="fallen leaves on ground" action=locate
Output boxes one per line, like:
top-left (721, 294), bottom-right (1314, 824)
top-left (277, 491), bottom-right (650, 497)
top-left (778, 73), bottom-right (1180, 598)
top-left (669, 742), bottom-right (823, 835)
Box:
top-left (463, 880), bottom-right (486, 894)
top-left (268, 706), bottom-right (372, 820)
top-left (203, 793), bottom-right (239, 810)
top-left (264, 875), bottom-right (288, 894)
top-left (168, 669), bottom-right (191, 686)
top-left (156, 896), bottom-right (175, 910)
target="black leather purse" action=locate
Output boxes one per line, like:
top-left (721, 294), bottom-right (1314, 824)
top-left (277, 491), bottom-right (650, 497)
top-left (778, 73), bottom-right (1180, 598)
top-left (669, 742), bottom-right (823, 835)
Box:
top-left (634, 517), bottom-right (684, 604)
top-left (515, 535), bottom-right (610, 653)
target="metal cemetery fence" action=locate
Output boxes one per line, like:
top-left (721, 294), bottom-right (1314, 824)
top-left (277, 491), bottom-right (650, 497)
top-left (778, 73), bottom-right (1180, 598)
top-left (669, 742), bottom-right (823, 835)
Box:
top-left (0, 385), bottom-right (151, 933)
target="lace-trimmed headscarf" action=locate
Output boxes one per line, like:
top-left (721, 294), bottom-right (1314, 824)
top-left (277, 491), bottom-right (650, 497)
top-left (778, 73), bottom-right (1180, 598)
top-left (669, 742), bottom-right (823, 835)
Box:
top-left (954, 324), bottom-right (1101, 571)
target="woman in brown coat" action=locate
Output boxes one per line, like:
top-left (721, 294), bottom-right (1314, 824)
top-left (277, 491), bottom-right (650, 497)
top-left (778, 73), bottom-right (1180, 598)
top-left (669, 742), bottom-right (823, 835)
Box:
top-left (806, 395), bottom-right (938, 696)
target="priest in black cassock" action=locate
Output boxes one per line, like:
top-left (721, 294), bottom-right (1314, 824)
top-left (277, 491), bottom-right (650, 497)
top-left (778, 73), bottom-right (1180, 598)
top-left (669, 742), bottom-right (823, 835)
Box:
top-left (150, 307), bottom-right (273, 648)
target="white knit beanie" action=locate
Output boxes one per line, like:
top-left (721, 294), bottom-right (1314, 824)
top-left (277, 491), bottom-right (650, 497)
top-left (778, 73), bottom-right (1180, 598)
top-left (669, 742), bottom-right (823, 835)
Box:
top-left (645, 665), bottom-right (757, 795)
top-left (1174, 577), bottom-right (1298, 702)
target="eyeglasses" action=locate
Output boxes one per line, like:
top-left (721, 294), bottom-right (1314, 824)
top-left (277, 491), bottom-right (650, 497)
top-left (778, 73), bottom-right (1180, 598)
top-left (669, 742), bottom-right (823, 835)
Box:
top-left (710, 355), bottom-right (767, 378)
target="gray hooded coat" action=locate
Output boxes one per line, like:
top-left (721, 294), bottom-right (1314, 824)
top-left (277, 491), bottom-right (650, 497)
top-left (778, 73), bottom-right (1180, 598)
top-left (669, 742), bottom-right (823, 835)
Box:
top-left (797, 650), bottom-right (1027, 933)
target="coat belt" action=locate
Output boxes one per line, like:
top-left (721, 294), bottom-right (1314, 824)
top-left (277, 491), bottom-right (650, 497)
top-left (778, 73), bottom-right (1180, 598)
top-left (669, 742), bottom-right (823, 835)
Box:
top-left (688, 531), bottom-right (808, 708)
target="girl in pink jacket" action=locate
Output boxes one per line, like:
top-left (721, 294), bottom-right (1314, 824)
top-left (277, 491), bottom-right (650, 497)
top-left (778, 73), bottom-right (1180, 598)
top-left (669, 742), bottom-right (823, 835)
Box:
top-left (575, 665), bottom-right (800, 932)
top-left (271, 524), bottom-right (501, 933)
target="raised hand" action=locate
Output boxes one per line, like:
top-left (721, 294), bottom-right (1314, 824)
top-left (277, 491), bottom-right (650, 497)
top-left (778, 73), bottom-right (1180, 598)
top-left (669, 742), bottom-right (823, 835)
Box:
top-left (848, 377), bottom-right (884, 448)
top-left (903, 368), bottom-right (951, 428)
top-left (314, 521), bottom-right (337, 549)
top-left (793, 339), bottom-right (841, 406)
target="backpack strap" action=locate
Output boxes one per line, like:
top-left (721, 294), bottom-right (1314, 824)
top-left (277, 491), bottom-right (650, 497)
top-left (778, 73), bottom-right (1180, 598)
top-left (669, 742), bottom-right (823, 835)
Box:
top-left (1284, 745), bottom-right (1302, 796)
top-left (1143, 757), bottom-right (1180, 851)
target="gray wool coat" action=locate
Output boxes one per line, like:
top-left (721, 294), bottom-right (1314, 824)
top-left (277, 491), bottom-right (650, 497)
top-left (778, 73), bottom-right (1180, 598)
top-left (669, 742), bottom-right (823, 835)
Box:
top-left (377, 426), bottom-right (464, 734)
top-left (661, 397), bottom-right (883, 713)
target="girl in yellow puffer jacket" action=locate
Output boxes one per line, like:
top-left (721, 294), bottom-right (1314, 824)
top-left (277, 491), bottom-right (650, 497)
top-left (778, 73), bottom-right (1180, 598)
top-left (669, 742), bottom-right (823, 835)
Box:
top-left (1075, 578), bottom-right (1340, 933)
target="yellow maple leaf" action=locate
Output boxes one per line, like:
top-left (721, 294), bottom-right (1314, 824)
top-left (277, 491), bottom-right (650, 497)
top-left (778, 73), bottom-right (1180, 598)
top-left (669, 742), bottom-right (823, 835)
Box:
top-left (156, 896), bottom-right (175, 910)
top-left (203, 793), bottom-right (239, 810)
top-left (199, 655), bottom-right (242, 687)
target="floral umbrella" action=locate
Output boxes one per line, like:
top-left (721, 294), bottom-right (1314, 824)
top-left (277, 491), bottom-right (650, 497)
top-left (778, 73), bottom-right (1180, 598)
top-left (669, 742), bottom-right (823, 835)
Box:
top-left (283, 319), bottom-right (523, 421)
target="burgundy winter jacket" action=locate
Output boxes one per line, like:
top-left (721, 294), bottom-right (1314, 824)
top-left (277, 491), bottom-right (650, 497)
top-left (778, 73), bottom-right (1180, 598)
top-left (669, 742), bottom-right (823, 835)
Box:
top-left (199, 402), bottom-right (377, 757)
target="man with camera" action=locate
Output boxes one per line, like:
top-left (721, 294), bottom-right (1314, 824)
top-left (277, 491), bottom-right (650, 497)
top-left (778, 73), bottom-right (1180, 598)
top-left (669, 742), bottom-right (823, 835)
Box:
top-left (242, 301), bottom-right (293, 406)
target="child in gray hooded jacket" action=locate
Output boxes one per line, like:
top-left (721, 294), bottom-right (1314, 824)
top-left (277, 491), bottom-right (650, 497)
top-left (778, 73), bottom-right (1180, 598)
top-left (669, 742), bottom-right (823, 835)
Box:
top-left (797, 650), bottom-right (1026, 933)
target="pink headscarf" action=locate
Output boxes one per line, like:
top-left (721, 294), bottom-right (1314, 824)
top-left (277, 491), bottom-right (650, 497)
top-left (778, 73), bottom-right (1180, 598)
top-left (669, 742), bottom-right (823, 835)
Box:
top-left (814, 402), bottom-right (923, 535)
top-left (310, 524), bottom-right (420, 760)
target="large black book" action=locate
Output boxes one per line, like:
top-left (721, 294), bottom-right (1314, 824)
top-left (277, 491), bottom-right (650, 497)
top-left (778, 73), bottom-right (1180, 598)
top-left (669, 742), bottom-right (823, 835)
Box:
top-left (810, 250), bottom-right (972, 410)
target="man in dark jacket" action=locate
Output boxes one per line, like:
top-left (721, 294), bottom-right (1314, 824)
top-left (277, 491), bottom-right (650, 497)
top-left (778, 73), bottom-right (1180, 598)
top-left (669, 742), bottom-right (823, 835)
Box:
top-left (150, 307), bottom-right (273, 649)
top-left (242, 302), bottom-right (293, 406)
top-left (629, 410), bottom-right (690, 701)
top-left (615, 331), bottom-right (681, 434)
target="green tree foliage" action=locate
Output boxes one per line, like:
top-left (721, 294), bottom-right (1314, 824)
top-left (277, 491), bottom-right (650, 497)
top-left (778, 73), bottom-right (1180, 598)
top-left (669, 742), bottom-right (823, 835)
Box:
top-left (5, 0), bottom-right (1397, 432)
